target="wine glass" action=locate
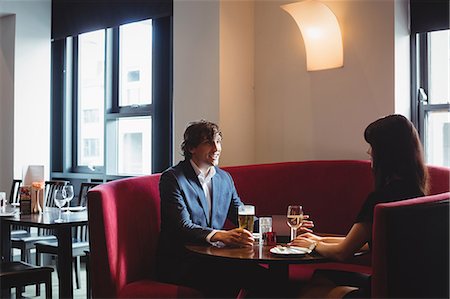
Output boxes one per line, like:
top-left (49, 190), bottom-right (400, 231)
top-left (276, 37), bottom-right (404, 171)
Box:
top-left (63, 185), bottom-right (74, 214)
top-left (54, 189), bottom-right (67, 223)
top-left (287, 205), bottom-right (303, 241)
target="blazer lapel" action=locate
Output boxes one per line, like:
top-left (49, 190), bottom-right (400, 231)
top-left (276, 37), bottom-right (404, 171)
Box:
top-left (210, 173), bottom-right (221, 228)
top-left (182, 161), bottom-right (210, 225)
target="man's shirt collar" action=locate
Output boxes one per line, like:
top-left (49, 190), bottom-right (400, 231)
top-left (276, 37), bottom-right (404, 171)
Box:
top-left (190, 160), bottom-right (216, 183)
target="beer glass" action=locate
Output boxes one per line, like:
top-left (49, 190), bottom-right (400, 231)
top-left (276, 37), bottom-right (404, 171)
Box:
top-left (238, 205), bottom-right (255, 232)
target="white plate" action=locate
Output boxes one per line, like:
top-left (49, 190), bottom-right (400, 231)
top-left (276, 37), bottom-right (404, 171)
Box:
top-left (62, 206), bottom-right (86, 212)
top-left (11, 203), bottom-right (20, 207)
top-left (269, 246), bottom-right (311, 255)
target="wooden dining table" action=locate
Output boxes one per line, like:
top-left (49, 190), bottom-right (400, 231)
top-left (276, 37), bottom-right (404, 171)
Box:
top-left (186, 242), bottom-right (330, 282)
top-left (0, 206), bottom-right (88, 299)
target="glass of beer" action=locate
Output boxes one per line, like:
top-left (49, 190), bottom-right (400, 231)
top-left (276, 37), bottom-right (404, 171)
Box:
top-left (238, 205), bottom-right (255, 232)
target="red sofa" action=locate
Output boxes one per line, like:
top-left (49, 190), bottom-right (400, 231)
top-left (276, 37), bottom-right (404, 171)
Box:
top-left (372, 192), bottom-right (449, 298)
top-left (88, 160), bottom-right (450, 298)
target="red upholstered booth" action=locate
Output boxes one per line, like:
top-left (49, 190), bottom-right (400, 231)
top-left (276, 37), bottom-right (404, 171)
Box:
top-left (87, 175), bottom-right (201, 298)
top-left (87, 160), bottom-right (450, 298)
top-left (372, 192), bottom-right (449, 298)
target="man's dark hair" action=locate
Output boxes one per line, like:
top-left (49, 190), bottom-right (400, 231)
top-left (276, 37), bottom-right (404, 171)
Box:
top-left (181, 120), bottom-right (222, 160)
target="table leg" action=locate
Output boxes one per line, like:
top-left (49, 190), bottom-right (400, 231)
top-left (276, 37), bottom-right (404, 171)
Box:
top-left (56, 226), bottom-right (73, 299)
top-left (1, 220), bottom-right (12, 298)
top-left (0, 219), bottom-right (11, 262)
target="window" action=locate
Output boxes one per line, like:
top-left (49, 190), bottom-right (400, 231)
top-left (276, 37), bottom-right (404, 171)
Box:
top-left (77, 30), bottom-right (105, 169)
top-left (83, 109), bottom-right (100, 123)
top-left (412, 29), bottom-right (450, 167)
top-left (51, 16), bottom-right (172, 180)
top-left (119, 20), bottom-right (152, 107)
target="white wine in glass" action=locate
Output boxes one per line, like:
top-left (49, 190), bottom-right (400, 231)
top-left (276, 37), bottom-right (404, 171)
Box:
top-left (287, 205), bottom-right (303, 241)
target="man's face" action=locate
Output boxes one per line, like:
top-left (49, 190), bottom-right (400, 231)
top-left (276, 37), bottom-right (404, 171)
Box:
top-left (190, 134), bottom-right (222, 168)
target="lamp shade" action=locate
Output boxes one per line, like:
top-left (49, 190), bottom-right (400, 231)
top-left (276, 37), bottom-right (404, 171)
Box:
top-left (281, 0), bottom-right (343, 71)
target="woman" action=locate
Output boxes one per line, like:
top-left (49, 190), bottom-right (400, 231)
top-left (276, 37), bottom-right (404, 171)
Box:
top-left (292, 114), bottom-right (429, 298)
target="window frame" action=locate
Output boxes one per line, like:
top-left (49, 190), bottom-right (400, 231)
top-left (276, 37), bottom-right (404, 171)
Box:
top-left (411, 30), bottom-right (450, 163)
top-left (51, 16), bottom-right (172, 181)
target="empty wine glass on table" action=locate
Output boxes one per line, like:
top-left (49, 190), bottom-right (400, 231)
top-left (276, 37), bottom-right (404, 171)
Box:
top-left (62, 185), bottom-right (74, 214)
top-left (54, 189), bottom-right (68, 223)
top-left (287, 205), bottom-right (303, 241)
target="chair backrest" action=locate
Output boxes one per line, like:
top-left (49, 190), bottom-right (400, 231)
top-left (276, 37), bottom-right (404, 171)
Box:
top-left (9, 180), bottom-right (29, 233)
top-left (78, 182), bottom-right (99, 207)
top-left (88, 174), bottom-right (160, 298)
top-left (44, 180), bottom-right (69, 208)
top-left (9, 179), bottom-right (22, 204)
top-left (37, 180), bottom-right (69, 236)
top-left (75, 182), bottom-right (99, 242)
top-left (372, 192), bottom-right (450, 298)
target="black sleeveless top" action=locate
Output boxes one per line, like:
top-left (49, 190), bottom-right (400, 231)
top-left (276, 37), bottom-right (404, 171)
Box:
top-left (356, 178), bottom-right (424, 250)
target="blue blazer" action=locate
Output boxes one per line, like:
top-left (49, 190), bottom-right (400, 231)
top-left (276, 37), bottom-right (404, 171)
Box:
top-left (157, 160), bottom-right (243, 282)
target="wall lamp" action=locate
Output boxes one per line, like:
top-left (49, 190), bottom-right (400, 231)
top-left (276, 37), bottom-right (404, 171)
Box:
top-left (281, 0), bottom-right (343, 71)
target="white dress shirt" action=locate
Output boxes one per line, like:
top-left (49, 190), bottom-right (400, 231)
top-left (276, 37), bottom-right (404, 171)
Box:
top-left (190, 160), bottom-right (221, 245)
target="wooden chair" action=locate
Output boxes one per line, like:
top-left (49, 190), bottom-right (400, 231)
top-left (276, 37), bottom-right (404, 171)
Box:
top-left (35, 182), bottom-right (98, 294)
top-left (9, 179), bottom-right (30, 238)
top-left (9, 179), bottom-right (22, 204)
top-left (11, 180), bottom-right (69, 263)
top-left (0, 261), bottom-right (53, 299)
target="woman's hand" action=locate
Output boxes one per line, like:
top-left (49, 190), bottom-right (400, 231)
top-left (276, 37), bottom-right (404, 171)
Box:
top-left (290, 235), bottom-right (317, 248)
top-left (298, 214), bottom-right (314, 233)
top-left (297, 232), bottom-right (322, 241)
top-left (211, 228), bottom-right (254, 247)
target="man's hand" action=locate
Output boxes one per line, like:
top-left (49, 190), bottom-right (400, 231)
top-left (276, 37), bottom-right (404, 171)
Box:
top-left (211, 228), bottom-right (254, 247)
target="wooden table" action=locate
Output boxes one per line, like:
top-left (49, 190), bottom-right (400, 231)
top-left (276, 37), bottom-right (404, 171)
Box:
top-left (186, 243), bottom-right (329, 282)
top-left (0, 206), bottom-right (88, 299)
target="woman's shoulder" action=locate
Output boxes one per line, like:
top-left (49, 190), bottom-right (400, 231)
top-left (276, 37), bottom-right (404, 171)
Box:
top-left (375, 178), bottom-right (423, 202)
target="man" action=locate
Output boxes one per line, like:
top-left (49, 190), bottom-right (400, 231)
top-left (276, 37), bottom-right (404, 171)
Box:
top-left (157, 120), bottom-right (267, 297)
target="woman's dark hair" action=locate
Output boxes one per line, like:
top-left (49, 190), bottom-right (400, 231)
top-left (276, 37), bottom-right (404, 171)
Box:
top-left (364, 114), bottom-right (429, 194)
top-left (181, 120), bottom-right (222, 160)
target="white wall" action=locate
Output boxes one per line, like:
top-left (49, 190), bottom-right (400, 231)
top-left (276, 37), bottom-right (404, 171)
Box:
top-left (174, 0), bottom-right (404, 167)
top-left (0, 1), bottom-right (51, 188)
top-left (173, 0), bottom-right (220, 162)
top-left (219, 0), bottom-right (255, 166)
top-left (0, 14), bottom-right (15, 195)
top-left (254, 0), bottom-right (396, 163)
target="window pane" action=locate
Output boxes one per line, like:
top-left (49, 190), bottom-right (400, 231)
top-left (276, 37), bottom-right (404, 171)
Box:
top-left (117, 117), bottom-right (152, 175)
top-left (429, 30), bottom-right (450, 104)
top-left (78, 30), bottom-right (105, 168)
top-left (425, 111), bottom-right (450, 167)
top-left (119, 19), bottom-right (152, 106)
